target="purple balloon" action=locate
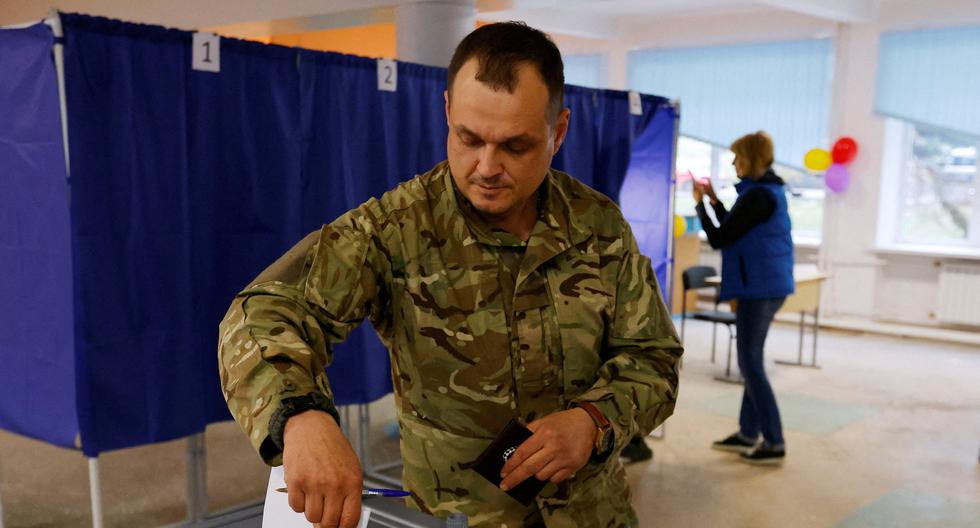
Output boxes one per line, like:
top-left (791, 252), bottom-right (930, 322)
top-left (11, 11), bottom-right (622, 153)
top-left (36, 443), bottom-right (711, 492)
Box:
top-left (825, 163), bottom-right (850, 193)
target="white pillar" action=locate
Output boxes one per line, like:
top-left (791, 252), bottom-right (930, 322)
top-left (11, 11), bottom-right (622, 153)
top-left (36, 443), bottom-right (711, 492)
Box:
top-left (606, 43), bottom-right (629, 91)
top-left (819, 22), bottom-right (888, 318)
top-left (394, 1), bottom-right (476, 67)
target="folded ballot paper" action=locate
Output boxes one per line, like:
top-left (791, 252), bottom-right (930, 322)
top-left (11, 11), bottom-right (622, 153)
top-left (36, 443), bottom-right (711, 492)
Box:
top-left (264, 465), bottom-right (371, 528)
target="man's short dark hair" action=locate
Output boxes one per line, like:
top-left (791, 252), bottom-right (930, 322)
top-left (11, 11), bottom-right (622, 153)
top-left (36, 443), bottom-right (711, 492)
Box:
top-left (447, 22), bottom-right (564, 122)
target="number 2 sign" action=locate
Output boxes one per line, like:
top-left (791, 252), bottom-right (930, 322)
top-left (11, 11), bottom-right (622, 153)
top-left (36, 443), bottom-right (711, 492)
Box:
top-left (377, 58), bottom-right (397, 92)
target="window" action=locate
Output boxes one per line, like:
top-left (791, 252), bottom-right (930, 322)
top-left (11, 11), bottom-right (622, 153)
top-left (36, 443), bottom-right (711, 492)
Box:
top-left (563, 54), bottom-right (604, 89)
top-left (780, 165), bottom-right (825, 241)
top-left (876, 26), bottom-right (980, 142)
top-left (880, 119), bottom-right (979, 248)
top-left (874, 25), bottom-right (980, 254)
top-left (675, 136), bottom-right (824, 242)
top-left (628, 38), bottom-right (832, 170)
top-left (628, 39), bottom-right (832, 244)
top-left (674, 136), bottom-right (712, 217)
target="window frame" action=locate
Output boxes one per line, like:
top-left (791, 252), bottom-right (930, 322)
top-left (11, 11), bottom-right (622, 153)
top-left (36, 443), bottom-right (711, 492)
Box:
top-left (876, 118), bottom-right (980, 256)
top-left (675, 135), bottom-right (824, 245)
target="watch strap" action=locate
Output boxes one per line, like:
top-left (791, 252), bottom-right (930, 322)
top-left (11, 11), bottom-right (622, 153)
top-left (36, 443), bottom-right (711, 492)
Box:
top-left (576, 402), bottom-right (611, 430)
top-left (268, 392), bottom-right (340, 452)
top-left (572, 402), bottom-right (614, 460)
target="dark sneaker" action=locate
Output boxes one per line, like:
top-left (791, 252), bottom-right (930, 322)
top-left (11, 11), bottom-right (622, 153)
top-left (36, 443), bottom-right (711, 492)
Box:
top-left (620, 436), bottom-right (653, 463)
top-left (711, 432), bottom-right (756, 453)
top-left (740, 444), bottom-right (785, 465)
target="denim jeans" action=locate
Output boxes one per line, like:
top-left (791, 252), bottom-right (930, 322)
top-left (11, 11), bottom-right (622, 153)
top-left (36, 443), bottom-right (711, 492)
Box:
top-left (736, 296), bottom-right (786, 447)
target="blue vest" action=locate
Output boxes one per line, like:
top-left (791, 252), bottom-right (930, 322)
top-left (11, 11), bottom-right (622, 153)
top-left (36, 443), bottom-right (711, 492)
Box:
top-left (719, 178), bottom-right (794, 301)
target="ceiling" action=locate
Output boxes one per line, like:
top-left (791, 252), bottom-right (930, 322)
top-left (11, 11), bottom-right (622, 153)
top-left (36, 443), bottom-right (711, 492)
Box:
top-left (5, 0), bottom-right (977, 43)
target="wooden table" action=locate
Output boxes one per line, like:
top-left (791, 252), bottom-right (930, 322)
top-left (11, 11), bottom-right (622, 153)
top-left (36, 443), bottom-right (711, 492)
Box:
top-left (670, 234), bottom-right (702, 314)
top-left (705, 267), bottom-right (828, 382)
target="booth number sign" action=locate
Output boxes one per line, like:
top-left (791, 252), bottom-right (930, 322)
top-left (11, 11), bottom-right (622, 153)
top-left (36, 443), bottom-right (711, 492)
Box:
top-left (191, 33), bottom-right (398, 91)
top-left (377, 59), bottom-right (397, 92)
top-left (193, 32), bottom-right (221, 73)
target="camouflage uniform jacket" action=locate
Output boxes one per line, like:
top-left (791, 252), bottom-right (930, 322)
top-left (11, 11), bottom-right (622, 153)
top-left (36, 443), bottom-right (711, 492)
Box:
top-left (219, 161), bottom-right (682, 527)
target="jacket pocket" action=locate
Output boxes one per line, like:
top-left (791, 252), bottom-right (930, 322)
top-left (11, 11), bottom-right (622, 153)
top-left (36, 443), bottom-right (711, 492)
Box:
top-left (396, 256), bottom-right (513, 436)
top-left (547, 251), bottom-right (614, 400)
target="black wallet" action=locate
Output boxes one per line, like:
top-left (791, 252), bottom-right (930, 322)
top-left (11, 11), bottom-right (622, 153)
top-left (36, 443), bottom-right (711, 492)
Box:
top-left (469, 418), bottom-right (547, 506)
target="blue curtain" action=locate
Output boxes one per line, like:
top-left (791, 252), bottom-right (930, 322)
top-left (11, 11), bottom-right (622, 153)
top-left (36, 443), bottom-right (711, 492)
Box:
top-left (876, 26), bottom-right (980, 137)
top-left (618, 101), bottom-right (679, 298)
top-left (1, 13), bottom-right (675, 456)
top-left (553, 86), bottom-right (678, 296)
top-left (0, 23), bottom-right (78, 450)
top-left (629, 39), bottom-right (832, 169)
top-left (61, 13), bottom-right (451, 455)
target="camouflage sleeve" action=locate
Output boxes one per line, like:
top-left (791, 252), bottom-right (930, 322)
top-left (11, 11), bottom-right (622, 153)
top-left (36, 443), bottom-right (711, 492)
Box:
top-left (570, 223), bottom-right (683, 452)
top-left (218, 206), bottom-right (392, 465)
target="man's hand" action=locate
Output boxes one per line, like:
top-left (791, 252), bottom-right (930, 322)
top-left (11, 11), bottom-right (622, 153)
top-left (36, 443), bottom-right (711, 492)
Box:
top-left (282, 410), bottom-right (363, 528)
top-left (499, 408), bottom-right (596, 491)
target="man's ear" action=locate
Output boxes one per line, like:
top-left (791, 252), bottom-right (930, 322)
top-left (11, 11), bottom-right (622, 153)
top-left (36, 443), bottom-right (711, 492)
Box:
top-left (444, 90), bottom-right (450, 124)
top-left (551, 107), bottom-right (571, 155)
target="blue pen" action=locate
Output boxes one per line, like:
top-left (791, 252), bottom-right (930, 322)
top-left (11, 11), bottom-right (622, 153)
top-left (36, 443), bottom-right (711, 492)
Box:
top-left (276, 487), bottom-right (410, 498)
top-left (362, 488), bottom-right (411, 498)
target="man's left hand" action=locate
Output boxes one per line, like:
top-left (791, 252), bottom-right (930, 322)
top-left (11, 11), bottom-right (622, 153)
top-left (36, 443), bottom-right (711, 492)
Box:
top-left (499, 408), bottom-right (597, 491)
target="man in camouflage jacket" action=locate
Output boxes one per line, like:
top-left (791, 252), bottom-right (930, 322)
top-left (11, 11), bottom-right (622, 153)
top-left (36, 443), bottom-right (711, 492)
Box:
top-left (219, 22), bottom-right (681, 528)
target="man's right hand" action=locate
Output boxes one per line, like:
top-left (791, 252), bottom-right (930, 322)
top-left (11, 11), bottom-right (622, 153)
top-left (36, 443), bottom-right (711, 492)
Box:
top-left (282, 410), bottom-right (363, 528)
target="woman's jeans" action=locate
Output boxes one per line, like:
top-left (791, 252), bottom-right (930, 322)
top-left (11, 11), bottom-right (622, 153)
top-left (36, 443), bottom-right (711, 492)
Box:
top-left (736, 296), bottom-right (786, 447)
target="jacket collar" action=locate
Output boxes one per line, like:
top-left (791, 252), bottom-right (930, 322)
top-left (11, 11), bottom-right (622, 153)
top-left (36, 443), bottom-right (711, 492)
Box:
top-left (441, 165), bottom-right (592, 284)
top-left (735, 168), bottom-right (784, 193)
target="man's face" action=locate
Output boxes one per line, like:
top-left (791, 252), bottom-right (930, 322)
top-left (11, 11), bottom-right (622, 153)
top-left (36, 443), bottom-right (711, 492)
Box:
top-left (445, 59), bottom-right (569, 222)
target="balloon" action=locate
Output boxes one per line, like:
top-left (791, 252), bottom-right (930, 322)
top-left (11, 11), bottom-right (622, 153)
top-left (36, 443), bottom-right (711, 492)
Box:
top-left (673, 214), bottom-right (686, 238)
top-left (804, 148), bottom-right (832, 171)
top-left (832, 136), bottom-right (858, 164)
top-left (825, 163), bottom-right (850, 193)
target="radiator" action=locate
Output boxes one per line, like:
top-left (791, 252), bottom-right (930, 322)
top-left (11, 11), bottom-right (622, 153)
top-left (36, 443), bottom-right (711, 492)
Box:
top-left (937, 262), bottom-right (980, 326)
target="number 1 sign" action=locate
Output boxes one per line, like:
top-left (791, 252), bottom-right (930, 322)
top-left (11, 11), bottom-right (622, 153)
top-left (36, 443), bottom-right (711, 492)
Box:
top-left (192, 32), bottom-right (220, 73)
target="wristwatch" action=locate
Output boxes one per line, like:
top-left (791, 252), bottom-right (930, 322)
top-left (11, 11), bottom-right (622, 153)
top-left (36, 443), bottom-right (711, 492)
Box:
top-left (574, 402), bottom-right (615, 457)
top-left (268, 392), bottom-right (340, 451)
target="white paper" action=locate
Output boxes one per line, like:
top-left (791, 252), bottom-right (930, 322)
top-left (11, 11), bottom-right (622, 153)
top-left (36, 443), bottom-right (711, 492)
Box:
top-left (628, 90), bottom-right (642, 115)
top-left (192, 32), bottom-right (220, 73)
top-left (377, 58), bottom-right (397, 92)
top-left (263, 465), bottom-right (372, 528)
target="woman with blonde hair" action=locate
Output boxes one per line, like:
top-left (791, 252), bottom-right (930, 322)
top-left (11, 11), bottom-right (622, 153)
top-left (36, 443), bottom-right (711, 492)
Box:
top-left (693, 131), bottom-right (793, 465)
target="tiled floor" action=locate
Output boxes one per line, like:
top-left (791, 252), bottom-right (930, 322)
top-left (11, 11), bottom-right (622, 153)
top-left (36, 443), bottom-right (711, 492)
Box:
top-left (835, 488), bottom-right (980, 528)
top-left (691, 392), bottom-right (878, 436)
top-left (1, 319), bottom-right (977, 527)
top-left (625, 318), bottom-right (980, 528)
